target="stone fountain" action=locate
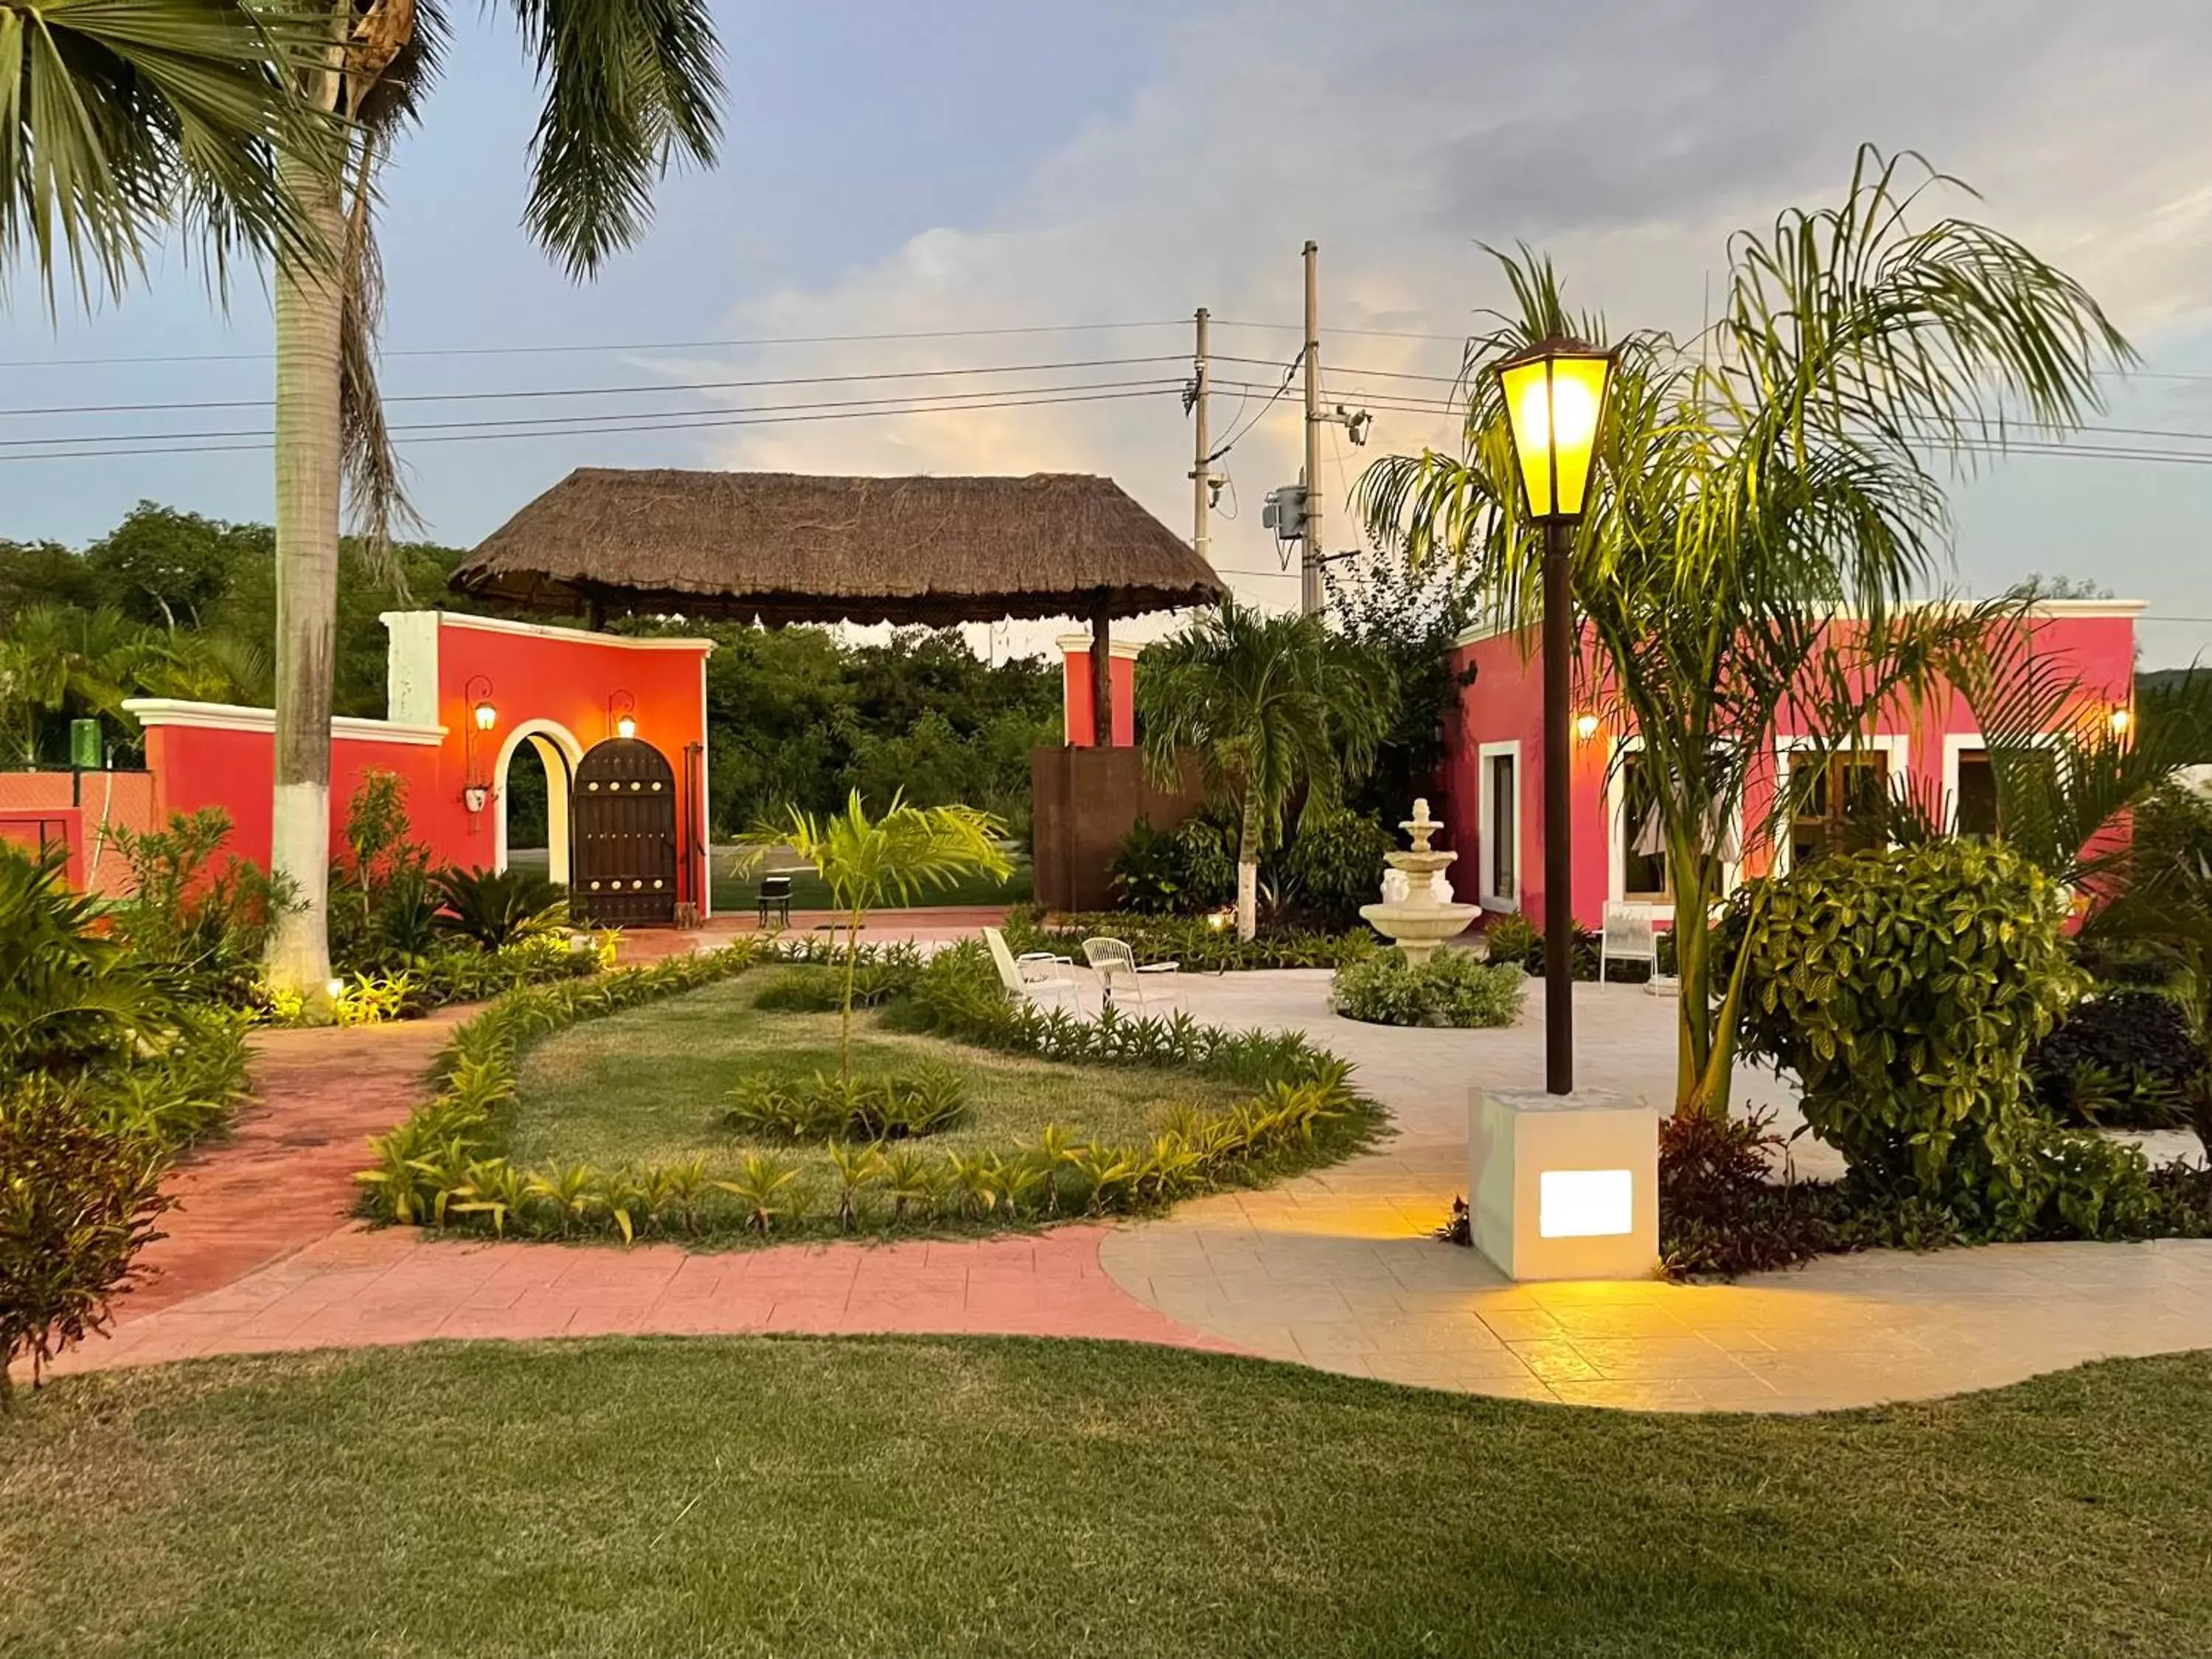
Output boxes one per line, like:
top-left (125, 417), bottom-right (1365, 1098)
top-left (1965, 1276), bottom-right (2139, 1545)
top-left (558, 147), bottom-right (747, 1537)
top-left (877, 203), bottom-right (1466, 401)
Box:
top-left (1358, 798), bottom-right (1480, 967)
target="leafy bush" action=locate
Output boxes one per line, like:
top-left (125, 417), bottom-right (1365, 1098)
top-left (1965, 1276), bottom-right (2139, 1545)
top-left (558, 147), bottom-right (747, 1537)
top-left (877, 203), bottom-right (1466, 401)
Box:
top-left (105, 809), bottom-right (294, 1008)
top-left (1657, 1109), bottom-right (1837, 1278)
top-left (1169, 814), bottom-right (1238, 910)
top-left (1732, 840), bottom-right (2154, 1239)
top-left (1005, 908), bottom-right (1371, 972)
top-left (1329, 949), bottom-right (1523, 1029)
top-left (724, 1068), bottom-right (967, 1141)
top-left (1479, 911), bottom-right (1602, 980)
top-left (2030, 991), bottom-right (2205, 1130)
top-left (0, 1079), bottom-right (173, 1404)
top-left (1281, 804), bottom-right (1398, 931)
top-left (1108, 817), bottom-right (1192, 915)
top-left (434, 866), bottom-right (571, 950)
top-left (751, 951), bottom-right (921, 1013)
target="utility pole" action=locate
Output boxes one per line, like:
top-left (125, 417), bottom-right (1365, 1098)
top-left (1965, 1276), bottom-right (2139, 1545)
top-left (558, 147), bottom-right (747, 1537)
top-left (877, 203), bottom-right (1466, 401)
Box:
top-left (1301, 240), bottom-right (1323, 616)
top-left (1190, 307), bottom-right (1214, 565)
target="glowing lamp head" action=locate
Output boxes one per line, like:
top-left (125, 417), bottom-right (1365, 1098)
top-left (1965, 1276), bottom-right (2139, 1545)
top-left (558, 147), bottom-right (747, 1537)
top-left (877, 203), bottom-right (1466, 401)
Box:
top-left (2110, 705), bottom-right (2132, 736)
top-left (1496, 338), bottom-right (1615, 522)
top-left (616, 714), bottom-right (638, 740)
top-left (1574, 712), bottom-right (1600, 742)
top-left (472, 700), bottom-right (497, 732)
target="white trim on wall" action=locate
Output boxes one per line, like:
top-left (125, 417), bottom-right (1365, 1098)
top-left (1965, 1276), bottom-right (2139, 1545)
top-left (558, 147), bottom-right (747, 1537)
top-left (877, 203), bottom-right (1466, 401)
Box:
top-left (122, 698), bottom-right (446, 747)
top-left (493, 720), bottom-right (584, 885)
top-left (1475, 740), bottom-right (1522, 913)
top-left (378, 610), bottom-right (717, 653)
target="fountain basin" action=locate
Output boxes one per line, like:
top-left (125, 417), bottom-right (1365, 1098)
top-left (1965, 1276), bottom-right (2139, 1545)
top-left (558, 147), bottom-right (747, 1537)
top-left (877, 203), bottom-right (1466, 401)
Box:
top-left (1358, 900), bottom-right (1478, 967)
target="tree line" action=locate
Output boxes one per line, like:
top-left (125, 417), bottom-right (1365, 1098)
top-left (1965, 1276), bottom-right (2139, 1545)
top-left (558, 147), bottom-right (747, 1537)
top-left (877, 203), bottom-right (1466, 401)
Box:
top-left (0, 502), bottom-right (1059, 838)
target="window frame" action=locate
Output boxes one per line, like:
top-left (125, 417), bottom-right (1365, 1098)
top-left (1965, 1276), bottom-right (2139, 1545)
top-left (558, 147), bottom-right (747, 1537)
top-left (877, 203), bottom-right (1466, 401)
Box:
top-left (1476, 740), bottom-right (1521, 912)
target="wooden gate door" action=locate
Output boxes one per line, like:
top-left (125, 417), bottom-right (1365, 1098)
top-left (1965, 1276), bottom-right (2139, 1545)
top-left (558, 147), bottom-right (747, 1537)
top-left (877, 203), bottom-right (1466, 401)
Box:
top-left (572, 737), bottom-right (678, 926)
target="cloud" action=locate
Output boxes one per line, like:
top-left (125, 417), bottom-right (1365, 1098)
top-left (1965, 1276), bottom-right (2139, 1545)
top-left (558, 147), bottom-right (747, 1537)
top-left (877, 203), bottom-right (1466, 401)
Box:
top-left (665, 0), bottom-right (2212, 644)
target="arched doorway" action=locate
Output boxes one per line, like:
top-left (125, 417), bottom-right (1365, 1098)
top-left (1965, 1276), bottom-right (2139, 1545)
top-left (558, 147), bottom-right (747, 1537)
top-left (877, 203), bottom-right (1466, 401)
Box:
top-left (574, 737), bottom-right (678, 926)
top-left (494, 720), bottom-right (582, 886)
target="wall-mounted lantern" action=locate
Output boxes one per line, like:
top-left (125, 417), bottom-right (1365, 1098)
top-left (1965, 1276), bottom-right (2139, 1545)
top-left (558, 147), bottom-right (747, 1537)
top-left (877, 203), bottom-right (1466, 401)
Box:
top-left (609, 689), bottom-right (638, 742)
top-left (463, 675), bottom-right (497, 818)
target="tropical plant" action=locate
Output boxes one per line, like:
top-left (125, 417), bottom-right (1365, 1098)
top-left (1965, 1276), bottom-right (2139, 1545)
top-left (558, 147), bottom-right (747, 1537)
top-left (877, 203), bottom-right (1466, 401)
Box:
top-left (2030, 991), bottom-right (2203, 1130)
top-left (1107, 817), bottom-right (1189, 914)
top-left (0, 844), bottom-right (170, 1076)
top-left (105, 808), bottom-right (296, 1006)
top-left (742, 790), bottom-right (1009, 1078)
top-left (1731, 839), bottom-right (2153, 1238)
top-left (1282, 804), bottom-right (1398, 931)
top-left (1329, 948), bottom-right (1524, 1029)
top-left (0, 1079), bottom-right (173, 1405)
top-left (1358, 147), bottom-right (2129, 1118)
top-left (1135, 601), bottom-right (1392, 942)
top-left (0, 0), bottom-right (328, 306)
top-left (434, 866), bottom-right (570, 950)
top-left (260, 0), bottom-right (724, 1011)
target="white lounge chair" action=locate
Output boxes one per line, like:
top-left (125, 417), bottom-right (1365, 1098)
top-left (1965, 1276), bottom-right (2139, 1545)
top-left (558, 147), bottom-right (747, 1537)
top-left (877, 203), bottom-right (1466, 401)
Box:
top-left (1081, 936), bottom-right (1182, 1012)
top-left (985, 927), bottom-right (1083, 1011)
top-left (1599, 903), bottom-right (1659, 984)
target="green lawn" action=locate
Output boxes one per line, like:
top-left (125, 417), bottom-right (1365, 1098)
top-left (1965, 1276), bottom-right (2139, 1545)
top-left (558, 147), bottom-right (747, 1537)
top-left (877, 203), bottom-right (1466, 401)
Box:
top-left (4, 1339), bottom-right (2209, 1657)
top-left (507, 974), bottom-right (1249, 1176)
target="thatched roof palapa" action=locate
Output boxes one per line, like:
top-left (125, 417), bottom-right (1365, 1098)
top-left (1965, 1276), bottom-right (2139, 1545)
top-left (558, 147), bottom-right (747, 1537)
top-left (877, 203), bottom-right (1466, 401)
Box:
top-left (449, 469), bottom-right (1226, 626)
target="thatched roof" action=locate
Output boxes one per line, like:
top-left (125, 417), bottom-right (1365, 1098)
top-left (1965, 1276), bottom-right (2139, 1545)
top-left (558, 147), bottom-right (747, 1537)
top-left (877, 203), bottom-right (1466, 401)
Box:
top-left (448, 468), bottom-right (1226, 626)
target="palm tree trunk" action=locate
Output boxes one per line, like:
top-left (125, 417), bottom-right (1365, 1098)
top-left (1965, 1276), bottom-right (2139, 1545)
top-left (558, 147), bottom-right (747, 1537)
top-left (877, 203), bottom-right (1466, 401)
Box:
top-left (264, 76), bottom-right (347, 1009)
top-left (1236, 792), bottom-right (1260, 942)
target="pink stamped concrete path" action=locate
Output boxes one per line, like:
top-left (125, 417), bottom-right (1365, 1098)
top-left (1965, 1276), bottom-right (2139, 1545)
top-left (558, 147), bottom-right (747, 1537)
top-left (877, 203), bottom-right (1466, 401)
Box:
top-left (46, 1001), bottom-right (1214, 1380)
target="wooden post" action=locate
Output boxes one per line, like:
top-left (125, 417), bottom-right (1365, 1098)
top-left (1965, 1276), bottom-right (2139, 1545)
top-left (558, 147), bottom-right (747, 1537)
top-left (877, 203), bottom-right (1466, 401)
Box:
top-left (1091, 600), bottom-right (1113, 748)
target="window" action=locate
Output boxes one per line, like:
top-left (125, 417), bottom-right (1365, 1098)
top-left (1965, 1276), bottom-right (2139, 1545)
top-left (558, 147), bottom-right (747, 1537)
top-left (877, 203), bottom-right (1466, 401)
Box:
top-left (1790, 751), bottom-right (1889, 866)
top-left (1955, 747), bottom-right (1998, 838)
top-left (1487, 751), bottom-right (1517, 900)
top-left (1618, 751), bottom-right (1670, 900)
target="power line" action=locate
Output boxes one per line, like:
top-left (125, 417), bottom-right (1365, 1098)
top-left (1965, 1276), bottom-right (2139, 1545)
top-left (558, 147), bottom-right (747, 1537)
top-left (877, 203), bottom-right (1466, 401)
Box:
top-left (0, 357), bottom-right (1191, 421)
top-left (0, 317), bottom-right (1192, 372)
top-left (0, 384), bottom-right (1183, 464)
top-left (0, 375), bottom-right (1186, 452)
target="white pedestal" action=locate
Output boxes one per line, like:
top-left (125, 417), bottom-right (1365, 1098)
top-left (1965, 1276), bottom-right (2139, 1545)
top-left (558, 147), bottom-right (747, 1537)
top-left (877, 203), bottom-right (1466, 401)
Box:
top-left (1469, 1088), bottom-right (1658, 1281)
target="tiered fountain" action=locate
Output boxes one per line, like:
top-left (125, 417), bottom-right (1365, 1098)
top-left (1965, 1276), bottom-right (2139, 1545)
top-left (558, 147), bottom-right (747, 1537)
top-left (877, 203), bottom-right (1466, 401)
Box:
top-left (1358, 798), bottom-right (1479, 967)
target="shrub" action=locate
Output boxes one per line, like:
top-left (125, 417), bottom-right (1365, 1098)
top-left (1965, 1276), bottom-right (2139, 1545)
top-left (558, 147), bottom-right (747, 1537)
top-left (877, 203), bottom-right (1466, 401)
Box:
top-left (1732, 840), bottom-right (2154, 1239)
top-left (724, 1068), bottom-right (968, 1141)
top-left (1107, 817), bottom-right (1190, 915)
top-left (1481, 911), bottom-right (1602, 980)
top-left (0, 1079), bottom-right (173, 1404)
top-left (1657, 1110), bottom-right (1836, 1278)
top-left (1169, 814), bottom-right (1238, 911)
top-left (1329, 949), bottom-right (1523, 1029)
top-left (1004, 908), bottom-right (1370, 973)
top-left (751, 951), bottom-right (921, 1013)
top-left (1282, 804), bottom-right (1398, 931)
top-left (434, 866), bottom-right (571, 949)
top-left (105, 809), bottom-right (294, 1009)
top-left (2030, 990), bottom-right (2205, 1130)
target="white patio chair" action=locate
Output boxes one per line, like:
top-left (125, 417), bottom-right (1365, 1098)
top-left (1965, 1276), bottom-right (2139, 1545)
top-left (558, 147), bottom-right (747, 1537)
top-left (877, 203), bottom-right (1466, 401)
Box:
top-left (1599, 903), bottom-right (1659, 984)
top-left (1081, 936), bottom-right (1182, 1012)
top-left (984, 926), bottom-right (1083, 1012)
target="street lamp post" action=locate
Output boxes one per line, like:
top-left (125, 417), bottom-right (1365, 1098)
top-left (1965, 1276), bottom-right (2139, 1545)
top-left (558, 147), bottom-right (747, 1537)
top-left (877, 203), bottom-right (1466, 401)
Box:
top-left (1496, 339), bottom-right (1615, 1096)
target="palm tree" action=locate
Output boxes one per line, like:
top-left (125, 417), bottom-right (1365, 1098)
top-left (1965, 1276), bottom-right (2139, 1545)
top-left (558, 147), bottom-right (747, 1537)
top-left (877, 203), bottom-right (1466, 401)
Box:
top-left (741, 791), bottom-right (1009, 1079)
top-left (0, 0), bottom-right (329, 305)
top-left (1135, 602), bottom-right (1392, 942)
top-left (0, 607), bottom-right (142, 765)
top-left (262, 0), bottom-right (725, 1006)
top-left (1359, 148), bottom-right (2129, 1119)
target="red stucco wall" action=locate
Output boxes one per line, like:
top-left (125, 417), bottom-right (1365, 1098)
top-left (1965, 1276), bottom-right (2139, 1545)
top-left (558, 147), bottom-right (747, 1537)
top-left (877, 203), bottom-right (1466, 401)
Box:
top-left (1447, 605), bottom-right (2140, 928)
top-left (1060, 645), bottom-right (1138, 748)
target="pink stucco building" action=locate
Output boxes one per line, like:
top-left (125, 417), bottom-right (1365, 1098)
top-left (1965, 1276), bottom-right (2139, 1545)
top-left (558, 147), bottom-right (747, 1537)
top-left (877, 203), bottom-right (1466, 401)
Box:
top-left (1439, 599), bottom-right (2142, 930)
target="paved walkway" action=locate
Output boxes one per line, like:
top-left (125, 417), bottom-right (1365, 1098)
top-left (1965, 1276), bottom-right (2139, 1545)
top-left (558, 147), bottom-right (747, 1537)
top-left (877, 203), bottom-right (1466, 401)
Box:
top-left (35, 966), bottom-right (2212, 1415)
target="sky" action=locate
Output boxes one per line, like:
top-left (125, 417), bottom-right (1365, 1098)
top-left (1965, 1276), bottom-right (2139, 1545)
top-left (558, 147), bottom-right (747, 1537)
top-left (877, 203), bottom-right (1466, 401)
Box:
top-left (7, 0), bottom-right (2212, 663)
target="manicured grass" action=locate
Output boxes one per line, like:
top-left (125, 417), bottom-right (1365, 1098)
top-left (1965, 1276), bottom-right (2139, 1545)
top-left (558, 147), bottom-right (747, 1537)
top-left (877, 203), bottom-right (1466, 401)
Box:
top-left (507, 974), bottom-right (1250, 1175)
top-left (4, 1339), bottom-right (2210, 1656)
